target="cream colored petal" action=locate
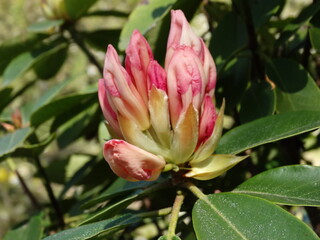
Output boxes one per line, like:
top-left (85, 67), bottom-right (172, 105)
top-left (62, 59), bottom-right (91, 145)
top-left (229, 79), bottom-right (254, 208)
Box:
top-left (171, 104), bottom-right (198, 164)
top-left (191, 99), bottom-right (225, 163)
top-left (118, 115), bottom-right (168, 158)
top-left (185, 154), bottom-right (248, 180)
top-left (148, 87), bottom-right (172, 148)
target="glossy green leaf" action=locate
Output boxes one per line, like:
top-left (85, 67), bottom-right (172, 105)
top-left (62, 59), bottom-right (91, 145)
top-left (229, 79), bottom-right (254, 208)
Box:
top-left (64, 0), bottom-right (98, 19)
top-left (216, 110), bottom-right (320, 154)
top-left (27, 20), bottom-right (64, 32)
top-left (30, 91), bottom-right (96, 127)
top-left (233, 165), bottom-right (320, 206)
top-left (210, 12), bottom-right (248, 70)
top-left (239, 81), bottom-right (275, 123)
top-left (2, 42), bottom-right (67, 86)
top-left (266, 59), bottom-right (320, 112)
top-left (0, 127), bottom-right (31, 158)
top-left (3, 213), bottom-right (42, 240)
top-left (82, 177), bottom-right (154, 208)
top-left (43, 214), bottom-right (141, 240)
top-left (119, 0), bottom-right (177, 51)
top-left (193, 193), bottom-right (318, 240)
top-left (250, 0), bottom-right (280, 29)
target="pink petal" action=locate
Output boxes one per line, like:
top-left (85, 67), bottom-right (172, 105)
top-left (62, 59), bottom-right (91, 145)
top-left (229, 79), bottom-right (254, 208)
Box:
top-left (103, 140), bottom-right (165, 181)
top-left (147, 60), bottom-right (167, 92)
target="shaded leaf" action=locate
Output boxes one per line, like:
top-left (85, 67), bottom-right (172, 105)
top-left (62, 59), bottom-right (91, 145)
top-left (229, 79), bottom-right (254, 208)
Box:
top-left (3, 213), bottom-right (43, 240)
top-left (2, 41), bottom-right (67, 86)
top-left (64, 0), bottom-right (98, 19)
top-left (119, 0), bottom-right (177, 51)
top-left (193, 193), bottom-right (318, 240)
top-left (233, 165), bottom-right (320, 206)
top-left (239, 81), bottom-right (275, 123)
top-left (82, 29), bottom-right (121, 51)
top-left (28, 20), bottom-right (64, 32)
top-left (30, 91), bottom-right (96, 127)
top-left (0, 127), bottom-right (31, 159)
top-left (216, 110), bottom-right (320, 154)
top-left (250, 0), bottom-right (280, 29)
top-left (266, 59), bottom-right (320, 112)
top-left (43, 214), bottom-right (141, 240)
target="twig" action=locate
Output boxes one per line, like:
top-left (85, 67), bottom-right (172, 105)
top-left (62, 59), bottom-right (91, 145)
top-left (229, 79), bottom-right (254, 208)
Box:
top-left (167, 191), bottom-right (185, 238)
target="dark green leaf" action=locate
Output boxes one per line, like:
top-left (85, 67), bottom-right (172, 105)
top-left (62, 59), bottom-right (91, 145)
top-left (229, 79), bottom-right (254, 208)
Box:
top-left (239, 81), bottom-right (275, 123)
top-left (30, 91), bottom-right (96, 127)
top-left (158, 236), bottom-right (182, 240)
top-left (193, 193), bottom-right (318, 240)
top-left (310, 11), bottom-right (320, 52)
top-left (0, 127), bottom-right (31, 159)
top-left (119, 0), bottom-right (177, 51)
top-left (210, 12), bottom-right (248, 70)
top-left (43, 214), bottom-right (141, 240)
top-left (64, 0), bottom-right (98, 19)
top-left (216, 110), bottom-right (320, 154)
top-left (28, 20), bottom-right (64, 32)
top-left (33, 45), bottom-right (68, 79)
top-left (0, 87), bottom-right (13, 113)
top-left (266, 59), bottom-right (320, 112)
top-left (233, 165), bottom-right (320, 206)
top-left (218, 54), bottom-right (250, 110)
top-left (82, 29), bottom-right (121, 51)
top-left (84, 10), bottom-right (128, 18)
top-left (2, 41), bottom-right (67, 86)
top-left (3, 213), bottom-right (42, 240)
top-left (250, 0), bottom-right (280, 29)
top-left (82, 177), bottom-right (154, 208)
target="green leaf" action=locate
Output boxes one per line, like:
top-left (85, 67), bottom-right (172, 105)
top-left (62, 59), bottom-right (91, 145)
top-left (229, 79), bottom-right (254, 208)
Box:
top-left (210, 12), bottom-right (248, 70)
top-left (27, 20), bottom-right (64, 32)
top-left (0, 34), bottom-right (46, 75)
top-left (216, 110), bottom-right (320, 154)
top-left (0, 87), bottom-right (13, 113)
top-left (158, 236), bottom-right (182, 240)
top-left (82, 29), bottom-right (121, 51)
top-left (218, 55), bottom-right (250, 110)
top-left (30, 91), bottom-right (96, 127)
top-left (118, 0), bottom-right (177, 51)
top-left (64, 0), bottom-right (98, 19)
top-left (82, 177), bottom-right (154, 208)
top-left (4, 213), bottom-right (43, 240)
top-left (193, 193), bottom-right (318, 240)
top-left (233, 165), bottom-right (320, 206)
top-left (266, 59), bottom-right (320, 112)
top-left (239, 81), bottom-right (275, 123)
top-left (310, 11), bottom-right (320, 52)
top-left (250, 0), bottom-right (280, 29)
top-left (43, 214), bottom-right (141, 240)
top-left (33, 45), bottom-right (68, 79)
top-left (2, 41), bottom-right (67, 86)
top-left (0, 127), bottom-right (31, 159)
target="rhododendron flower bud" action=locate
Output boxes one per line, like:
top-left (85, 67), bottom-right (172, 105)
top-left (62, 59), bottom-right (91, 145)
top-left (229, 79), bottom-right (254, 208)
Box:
top-left (104, 140), bottom-right (165, 181)
top-left (98, 9), bottom-right (247, 182)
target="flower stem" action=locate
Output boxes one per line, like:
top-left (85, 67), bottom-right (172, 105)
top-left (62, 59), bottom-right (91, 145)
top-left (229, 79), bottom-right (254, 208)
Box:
top-left (34, 156), bottom-right (65, 228)
top-left (167, 191), bottom-right (185, 238)
top-left (137, 207), bottom-right (172, 218)
top-left (183, 182), bottom-right (208, 201)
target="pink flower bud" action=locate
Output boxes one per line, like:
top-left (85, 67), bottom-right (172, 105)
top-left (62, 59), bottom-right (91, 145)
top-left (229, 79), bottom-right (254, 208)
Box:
top-left (147, 60), bottom-right (167, 92)
top-left (125, 30), bottom-right (153, 104)
top-left (103, 140), bottom-right (165, 182)
top-left (103, 45), bottom-right (150, 130)
top-left (166, 46), bottom-right (205, 127)
top-left (198, 95), bottom-right (217, 146)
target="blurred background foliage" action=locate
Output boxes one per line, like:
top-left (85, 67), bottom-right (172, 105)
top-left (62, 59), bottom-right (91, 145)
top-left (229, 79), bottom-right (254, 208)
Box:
top-left (0, 0), bottom-right (319, 239)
